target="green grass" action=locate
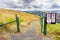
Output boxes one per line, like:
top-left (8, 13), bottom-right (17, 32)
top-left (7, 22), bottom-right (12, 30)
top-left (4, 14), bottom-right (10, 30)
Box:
top-left (47, 23), bottom-right (60, 33)
top-left (0, 17), bottom-right (24, 24)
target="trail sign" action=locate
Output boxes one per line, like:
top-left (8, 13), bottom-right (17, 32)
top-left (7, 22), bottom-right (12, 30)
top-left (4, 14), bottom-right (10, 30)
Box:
top-left (51, 13), bottom-right (56, 24)
top-left (44, 13), bottom-right (56, 36)
top-left (46, 14), bottom-right (51, 24)
top-left (46, 13), bottom-right (56, 24)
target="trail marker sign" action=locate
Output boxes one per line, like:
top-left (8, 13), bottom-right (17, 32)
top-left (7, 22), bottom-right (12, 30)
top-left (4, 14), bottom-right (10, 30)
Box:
top-left (46, 14), bottom-right (51, 24)
top-left (51, 13), bottom-right (56, 24)
top-left (46, 13), bottom-right (56, 24)
top-left (44, 13), bottom-right (56, 36)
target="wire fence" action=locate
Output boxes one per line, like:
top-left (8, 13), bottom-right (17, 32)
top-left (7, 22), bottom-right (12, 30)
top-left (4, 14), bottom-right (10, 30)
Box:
top-left (0, 15), bottom-right (20, 32)
top-left (0, 20), bottom-right (16, 26)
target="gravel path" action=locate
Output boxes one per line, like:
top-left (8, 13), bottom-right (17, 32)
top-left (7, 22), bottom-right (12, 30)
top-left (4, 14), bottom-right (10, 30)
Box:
top-left (11, 21), bottom-right (51, 40)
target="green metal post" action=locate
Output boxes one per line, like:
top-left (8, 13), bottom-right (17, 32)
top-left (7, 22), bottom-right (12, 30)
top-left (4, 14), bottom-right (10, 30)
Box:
top-left (44, 16), bottom-right (47, 36)
top-left (16, 15), bottom-right (20, 32)
top-left (40, 17), bottom-right (43, 33)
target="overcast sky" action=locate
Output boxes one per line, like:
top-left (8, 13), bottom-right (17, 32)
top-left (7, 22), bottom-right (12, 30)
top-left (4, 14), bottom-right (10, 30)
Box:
top-left (0, 0), bottom-right (60, 12)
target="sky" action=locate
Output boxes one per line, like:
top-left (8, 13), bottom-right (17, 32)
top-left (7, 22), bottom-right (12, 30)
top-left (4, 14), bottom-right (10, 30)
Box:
top-left (0, 0), bottom-right (60, 12)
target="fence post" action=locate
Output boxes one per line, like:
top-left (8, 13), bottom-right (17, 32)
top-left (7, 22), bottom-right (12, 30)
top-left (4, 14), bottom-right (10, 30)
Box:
top-left (44, 16), bottom-right (47, 36)
top-left (40, 16), bottom-right (43, 33)
top-left (16, 15), bottom-right (20, 32)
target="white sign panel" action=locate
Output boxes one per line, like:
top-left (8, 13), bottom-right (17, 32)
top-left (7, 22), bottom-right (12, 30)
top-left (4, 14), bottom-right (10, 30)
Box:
top-left (46, 13), bottom-right (56, 24)
top-left (51, 18), bottom-right (55, 23)
top-left (52, 14), bottom-right (55, 18)
top-left (47, 18), bottom-right (51, 24)
top-left (51, 14), bottom-right (56, 23)
top-left (47, 14), bottom-right (51, 18)
top-left (46, 14), bottom-right (51, 24)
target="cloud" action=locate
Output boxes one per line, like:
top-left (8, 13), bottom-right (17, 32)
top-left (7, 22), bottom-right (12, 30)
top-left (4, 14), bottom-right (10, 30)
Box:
top-left (0, 0), bottom-right (60, 12)
top-left (0, 1), bottom-right (10, 8)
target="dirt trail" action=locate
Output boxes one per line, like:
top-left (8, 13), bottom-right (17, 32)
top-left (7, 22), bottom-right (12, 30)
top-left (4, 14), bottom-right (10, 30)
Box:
top-left (11, 21), bottom-right (51, 40)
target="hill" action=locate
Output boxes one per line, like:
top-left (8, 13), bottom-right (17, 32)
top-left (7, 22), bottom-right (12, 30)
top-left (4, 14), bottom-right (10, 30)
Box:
top-left (0, 8), bottom-right (40, 33)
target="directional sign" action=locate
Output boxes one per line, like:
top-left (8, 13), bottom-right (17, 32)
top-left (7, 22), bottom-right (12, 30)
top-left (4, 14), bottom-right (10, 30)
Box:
top-left (46, 13), bottom-right (56, 24)
top-left (44, 13), bottom-right (56, 36)
top-left (47, 18), bottom-right (51, 24)
top-left (51, 13), bottom-right (56, 24)
top-left (47, 14), bottom-right (51, 18)
top-left (46, 14), bottom-right (51, 24)
top-left (51, 14), bottom-right (55, 18)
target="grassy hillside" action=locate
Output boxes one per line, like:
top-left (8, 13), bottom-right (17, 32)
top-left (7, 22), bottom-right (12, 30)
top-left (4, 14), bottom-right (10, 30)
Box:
top-left (0, 9), bottom-right (40, 24)
top-left (0, 8), bottom-right (40, 33)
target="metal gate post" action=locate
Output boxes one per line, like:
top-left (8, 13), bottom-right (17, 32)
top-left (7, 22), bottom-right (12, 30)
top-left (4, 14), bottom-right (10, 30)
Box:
top-left (44, 16), bottom-right (47, 36)
top-left (40, 16), bottom-right (43, 33)
top-left (16, 15), bottom-right (20, 32)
